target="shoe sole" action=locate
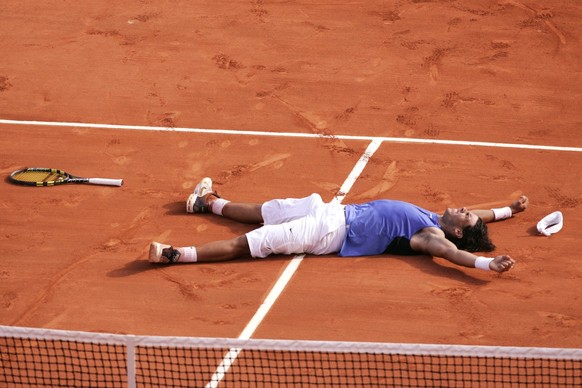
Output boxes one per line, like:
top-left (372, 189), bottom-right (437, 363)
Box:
top-left (194, 177), bottom-right (213, 197)
top-left (149, 242), bottom-right (168, 263)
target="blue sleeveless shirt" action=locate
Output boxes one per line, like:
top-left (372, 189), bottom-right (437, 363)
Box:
top-left (339, 200), bottom-right (440, 257)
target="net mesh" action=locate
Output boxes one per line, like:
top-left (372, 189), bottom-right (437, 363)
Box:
top-left (136, 348), bottom-right (581, 387)
top-left (1, 336), bottom-right (127, 387)
top-left (1, 325), bottom-right (581, 387)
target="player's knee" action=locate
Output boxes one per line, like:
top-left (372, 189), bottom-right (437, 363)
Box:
top-left (232, 235), bottom-right (251, 256)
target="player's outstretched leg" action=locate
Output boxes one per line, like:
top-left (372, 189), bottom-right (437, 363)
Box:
top-left (149, 236), bottom-right (250, 264)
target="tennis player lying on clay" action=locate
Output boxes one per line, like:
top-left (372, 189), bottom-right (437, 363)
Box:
top-left (149, 177), bottom-right (529, 273)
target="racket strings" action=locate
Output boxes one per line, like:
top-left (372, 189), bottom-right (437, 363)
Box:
top-left (13, 170), bottom-right (65, 183)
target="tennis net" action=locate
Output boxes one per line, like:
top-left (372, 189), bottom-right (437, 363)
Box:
top-left (1, 325), bottom-right (581, 387)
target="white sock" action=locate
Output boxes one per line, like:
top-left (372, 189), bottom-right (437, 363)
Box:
top-left (211, 198), bottom-right (230, 216)
top-left (177, 246), bottom-right (198, 263)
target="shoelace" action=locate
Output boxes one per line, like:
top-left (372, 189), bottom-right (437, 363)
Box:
top-left (162, 248), bottom-right (181, 263)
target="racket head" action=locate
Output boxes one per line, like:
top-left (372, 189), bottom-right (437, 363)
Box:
top-left (9, 168), bottom-right (71, 186)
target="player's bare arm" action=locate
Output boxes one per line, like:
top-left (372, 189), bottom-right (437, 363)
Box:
top-left (410, 228), bottom-right (515, 273)
top-left (472, 195), bottom-right (529, 223)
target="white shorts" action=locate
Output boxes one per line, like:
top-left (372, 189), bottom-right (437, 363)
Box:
top-left (245, 194), bottom-right (346, 258)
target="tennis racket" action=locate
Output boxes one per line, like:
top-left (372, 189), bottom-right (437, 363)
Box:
top-left (9, 168), bottom-right (123, 187)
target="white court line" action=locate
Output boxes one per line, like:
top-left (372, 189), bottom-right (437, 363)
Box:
top-left (205, 139), bottom-right (383, 388)
top-left (1, 118), bottom-right (582, 152)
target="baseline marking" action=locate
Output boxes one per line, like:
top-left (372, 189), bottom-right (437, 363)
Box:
top-left (1, 118), bottom-right (582, 153)
top-left (206, 139), bottom-right (383, 388)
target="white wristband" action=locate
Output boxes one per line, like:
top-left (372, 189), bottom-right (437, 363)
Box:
top-left (492, 206), bottom-right (512, 221)
top-left (475, 256), bottom-right (494, 271)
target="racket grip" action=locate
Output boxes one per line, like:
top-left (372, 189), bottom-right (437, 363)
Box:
top-left (88, 178), bottom-right (124, 186)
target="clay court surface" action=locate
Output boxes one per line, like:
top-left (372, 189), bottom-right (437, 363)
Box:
top-left (1, 0), bottom-right (581, 351)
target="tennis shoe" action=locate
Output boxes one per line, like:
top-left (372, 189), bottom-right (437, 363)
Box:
top-left (186, 177), bottom-right (220, 213)
top-left (149, 242), bottom-right (181, 264)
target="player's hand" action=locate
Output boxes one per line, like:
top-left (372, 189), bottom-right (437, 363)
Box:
top-left (510, 195), bottom-right (528, 214)
top-left (490, 255), bottom-right (516, 273)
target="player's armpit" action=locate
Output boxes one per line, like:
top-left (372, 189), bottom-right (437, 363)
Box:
top-left (411, 231), bottom-right (478, 269)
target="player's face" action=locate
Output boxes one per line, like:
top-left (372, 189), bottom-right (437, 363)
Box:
top-left (443, 207), bottom-right (479, 230)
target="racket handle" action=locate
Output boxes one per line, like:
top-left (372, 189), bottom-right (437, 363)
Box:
top-left (88, 178), bottom-right (124, 186)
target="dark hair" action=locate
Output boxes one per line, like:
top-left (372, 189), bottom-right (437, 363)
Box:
top-left (449, 218), bottom-right (495, 252)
